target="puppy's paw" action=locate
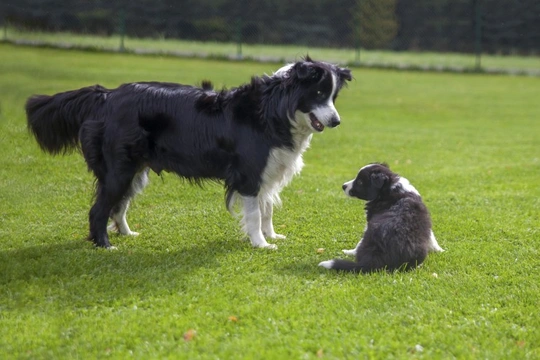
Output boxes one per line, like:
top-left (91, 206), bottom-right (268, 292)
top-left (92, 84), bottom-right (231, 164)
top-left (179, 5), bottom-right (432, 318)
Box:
top-left (318, 260), bottom-right (335, 269)
top-left (270, 233), bottom-right (286, 240)
top-left (342, 249), bottom-right (357, 256)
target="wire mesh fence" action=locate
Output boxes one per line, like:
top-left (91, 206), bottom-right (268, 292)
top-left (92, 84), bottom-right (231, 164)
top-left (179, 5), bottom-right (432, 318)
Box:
top-left (2, 0), bottom-right (539, 74)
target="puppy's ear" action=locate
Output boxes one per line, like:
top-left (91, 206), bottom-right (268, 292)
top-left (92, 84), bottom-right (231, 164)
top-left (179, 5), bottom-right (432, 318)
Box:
top-left (371, 172), bottom-right (388, 189)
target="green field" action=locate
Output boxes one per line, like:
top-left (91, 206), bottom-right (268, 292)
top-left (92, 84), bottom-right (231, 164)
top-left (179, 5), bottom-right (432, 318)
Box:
top-left (5, 28), bottom-right (540, 74)
top-left (0, 43), bottom-right (539, 359)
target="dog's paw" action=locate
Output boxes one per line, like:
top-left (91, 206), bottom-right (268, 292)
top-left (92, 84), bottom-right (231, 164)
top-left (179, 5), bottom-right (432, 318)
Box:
top-left (342, 249), bottom-right (356, 256)
top-left (258, 243), bottom-right (278, 250)
top-left (318, 260), bottom-right (335, 269)
top-left (270, 233), bottom-right (286, 240)
top-left (125, 231), bottom-right (140, 236)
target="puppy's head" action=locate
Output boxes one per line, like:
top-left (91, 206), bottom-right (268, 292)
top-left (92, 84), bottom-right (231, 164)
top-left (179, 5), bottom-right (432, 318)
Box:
top-left (273, 56), bottom-right (352, 133)
top-left (342, 163), bottom-right (395, 201)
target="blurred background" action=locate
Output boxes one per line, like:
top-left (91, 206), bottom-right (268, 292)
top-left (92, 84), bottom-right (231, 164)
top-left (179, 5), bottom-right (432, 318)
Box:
top-left (2, 0), bottom-right (539, 74)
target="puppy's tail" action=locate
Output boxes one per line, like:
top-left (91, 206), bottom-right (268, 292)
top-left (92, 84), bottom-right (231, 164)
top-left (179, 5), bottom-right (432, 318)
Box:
top-left (318, 259), bottom-right (369, 273)
top-left (26, 85), bottom-right (108, 155)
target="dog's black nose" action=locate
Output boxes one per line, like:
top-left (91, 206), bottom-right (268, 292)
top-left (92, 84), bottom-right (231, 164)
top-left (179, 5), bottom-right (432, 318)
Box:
top-left (342, 184), bottom-right (347, 191)
top-left (330, 116), bottom-right (341, 128)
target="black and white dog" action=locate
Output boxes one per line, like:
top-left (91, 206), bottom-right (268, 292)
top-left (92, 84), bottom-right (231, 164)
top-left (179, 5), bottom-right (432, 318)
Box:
top-left (26, 57), bottom-right (351, 249)
top-left (319, 163), bottom-right (443, 273)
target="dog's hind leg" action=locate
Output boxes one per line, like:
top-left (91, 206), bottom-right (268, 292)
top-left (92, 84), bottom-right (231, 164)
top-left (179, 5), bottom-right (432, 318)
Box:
top-left (89, 169), bottom-right (139, 249)
top-left (260, 198), bottom-right (286, 240)
top-left (242, 196), bottom-right (277, 249)
top-left (108, 168), bottom-right (149, 236)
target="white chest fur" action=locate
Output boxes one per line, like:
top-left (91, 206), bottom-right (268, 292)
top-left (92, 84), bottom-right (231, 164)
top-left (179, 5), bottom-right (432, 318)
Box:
top-left (260, 133), bottom-right (312, 206)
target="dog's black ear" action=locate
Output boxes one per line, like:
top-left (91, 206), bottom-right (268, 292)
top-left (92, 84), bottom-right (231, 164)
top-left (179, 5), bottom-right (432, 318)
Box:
top-left (371, 172), bottom-right (388, 189)
top-left (294, 62), bottom-right (322, 82)
top-left (338, 67), bottom-right (352, 82)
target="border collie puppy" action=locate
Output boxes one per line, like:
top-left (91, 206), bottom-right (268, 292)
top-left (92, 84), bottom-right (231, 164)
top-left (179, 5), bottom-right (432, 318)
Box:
top-left (26, 57), bottom-right (352, 249)
top-left (319, 163), bottom-right (443, 273)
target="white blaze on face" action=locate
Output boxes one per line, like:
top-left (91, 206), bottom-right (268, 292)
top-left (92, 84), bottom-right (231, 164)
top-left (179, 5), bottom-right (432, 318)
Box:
top-left (342, 179), bottom-right (354, 197)
top-left (310, 72), bottom-right (340, 128)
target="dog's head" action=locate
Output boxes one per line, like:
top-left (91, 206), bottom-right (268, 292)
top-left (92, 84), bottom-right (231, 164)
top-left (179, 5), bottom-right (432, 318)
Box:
top-left (342, 163), bottom-right (397, 201)
top-left (273, 56), bottom-right (352, 133)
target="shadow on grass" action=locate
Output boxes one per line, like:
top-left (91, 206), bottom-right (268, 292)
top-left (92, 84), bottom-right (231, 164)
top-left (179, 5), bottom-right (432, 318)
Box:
top-left (0, 237), bottom-right (242, 307)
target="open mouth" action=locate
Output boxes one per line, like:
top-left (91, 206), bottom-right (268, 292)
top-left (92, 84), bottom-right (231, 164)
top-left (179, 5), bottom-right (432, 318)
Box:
top-left (309, 113), bottom-right (325, 132)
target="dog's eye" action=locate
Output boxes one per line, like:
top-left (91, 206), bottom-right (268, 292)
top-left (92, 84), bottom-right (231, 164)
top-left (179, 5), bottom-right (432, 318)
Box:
top-left (317, 90), bottom-right (324, 97)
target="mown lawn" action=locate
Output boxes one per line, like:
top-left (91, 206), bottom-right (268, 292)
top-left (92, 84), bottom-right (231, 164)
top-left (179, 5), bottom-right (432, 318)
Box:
top-left (0, 43), bottom-right (539, 359)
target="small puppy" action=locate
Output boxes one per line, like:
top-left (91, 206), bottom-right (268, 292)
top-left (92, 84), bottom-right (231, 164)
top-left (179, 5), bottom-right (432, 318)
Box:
top-left (319, 163), bottom-right (443, 273)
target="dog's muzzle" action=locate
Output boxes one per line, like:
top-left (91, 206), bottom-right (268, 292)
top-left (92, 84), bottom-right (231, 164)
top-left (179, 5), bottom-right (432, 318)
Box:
top-left (329, 115), bottom-right (340, 128)
top-left (309, 113), bottom-right (340, 132)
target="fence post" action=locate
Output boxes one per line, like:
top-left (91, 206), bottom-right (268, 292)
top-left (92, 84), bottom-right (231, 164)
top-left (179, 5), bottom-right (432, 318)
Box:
top-left (119, 10), bottom-right (126, 52)
top-left (355, 40), bottom-right (361, 65)
top-left (236, 18), bottom-right (243, 59)
top-left (355, 0), bottom-right (361, 65)
top-left (474, 0), bottom-right (482, 71)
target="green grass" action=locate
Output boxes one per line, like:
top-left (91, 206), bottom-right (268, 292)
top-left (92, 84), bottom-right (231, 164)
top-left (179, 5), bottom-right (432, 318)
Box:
top-left (1, 43), bottom-right (539, 359)
top-left (5, 27), bottom-right (540, 73)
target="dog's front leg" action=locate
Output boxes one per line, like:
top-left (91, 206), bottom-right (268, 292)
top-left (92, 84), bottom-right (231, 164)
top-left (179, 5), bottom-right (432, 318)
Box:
top-left (243, 196), bottom-right (278, 249)
top-left (429, 230), bottom-right (445, 252)
top-left (342, 238), bottom-right (362, 256)
top-left (261, 199), bottom-right (286, 240)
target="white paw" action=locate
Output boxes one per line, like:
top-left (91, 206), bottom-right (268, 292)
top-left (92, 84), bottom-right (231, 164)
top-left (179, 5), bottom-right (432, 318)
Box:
top-left (270, 233), bottom-right (286, 240)
top-left (107, 246), bottom-right (118, 251)
top-left (342, 249), bottom-right (357, 256)
top-left (254, 242), bottom-right (278, 250)
top-left (318, 260), bottom-right (335, 269)
top-left (107, 223), bottom-right (118, 232)
top-left (126, 231), bottom-right (140, 236)
top-left (431, 245), bottom-right (445, 253)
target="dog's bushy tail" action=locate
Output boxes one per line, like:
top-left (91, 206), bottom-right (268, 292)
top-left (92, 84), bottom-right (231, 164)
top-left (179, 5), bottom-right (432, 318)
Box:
top-left (26, 85), bottom-right (108, 155)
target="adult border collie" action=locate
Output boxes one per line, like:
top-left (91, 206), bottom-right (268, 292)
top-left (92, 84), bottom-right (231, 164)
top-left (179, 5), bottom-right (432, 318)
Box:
top-left (26, 57), bottom-right (352, 249)
top-left (319, 163), bottom-right (444, 273)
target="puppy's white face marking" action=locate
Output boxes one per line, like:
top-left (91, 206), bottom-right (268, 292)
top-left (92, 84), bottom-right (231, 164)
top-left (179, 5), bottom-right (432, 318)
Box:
top-left (342, 179), bottom-right (354, 197)
top-left (392, 176), bottom-right (420, 195)
top-left (318, 260), bottom-right (335, 269)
